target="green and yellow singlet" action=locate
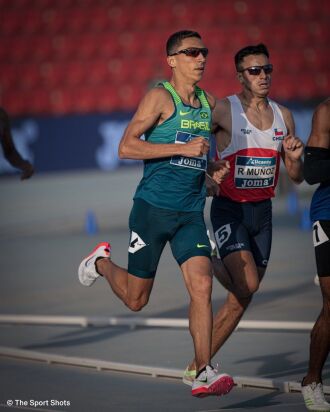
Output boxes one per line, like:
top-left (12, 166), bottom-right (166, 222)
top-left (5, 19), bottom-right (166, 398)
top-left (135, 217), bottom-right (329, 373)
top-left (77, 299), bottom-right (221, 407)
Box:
top-left (134, 81), bottom-right (212, 212)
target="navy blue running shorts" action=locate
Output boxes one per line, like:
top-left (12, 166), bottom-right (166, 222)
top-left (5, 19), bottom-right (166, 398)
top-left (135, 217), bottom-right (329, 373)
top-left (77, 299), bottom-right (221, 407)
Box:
top-left (313, 220), bottom-right (330, 277)
top-left (211, 196), bottom-right (272, 267)
top-left (127, 198), bottom-right (211, 279)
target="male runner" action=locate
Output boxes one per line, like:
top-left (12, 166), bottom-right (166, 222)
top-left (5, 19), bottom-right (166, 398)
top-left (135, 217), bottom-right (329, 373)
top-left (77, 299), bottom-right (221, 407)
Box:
top-left (301, 98), bottom-right (330, 412)
top-left (183, 43), bottom-right (304, 384)
top-left (0, 107), bottom-right (34, 179)
top-left (78, 30), bottom-right (233, 398)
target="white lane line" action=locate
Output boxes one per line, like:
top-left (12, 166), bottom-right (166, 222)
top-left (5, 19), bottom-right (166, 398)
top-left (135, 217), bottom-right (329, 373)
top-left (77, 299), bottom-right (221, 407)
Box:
top-left (0, 315), bottom-right (314, 331)
top-left (0, 346), bottom-right (329, 395)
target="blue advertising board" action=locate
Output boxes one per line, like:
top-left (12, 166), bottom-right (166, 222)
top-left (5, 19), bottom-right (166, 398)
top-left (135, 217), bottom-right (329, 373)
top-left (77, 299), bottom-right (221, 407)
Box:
top-left (0, 108), bottom-right (314, 175)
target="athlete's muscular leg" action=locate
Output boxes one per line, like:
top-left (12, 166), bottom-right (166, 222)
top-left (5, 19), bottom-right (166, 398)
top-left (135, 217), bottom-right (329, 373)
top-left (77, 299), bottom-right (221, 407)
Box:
top-left (215, 250), bottom-right (263, 295)
top-left (181, 256), bottom-right (213, 372)
top-left (303, 276), bottom-right (330, 385)
top-left (210, 250), bottom-right (266, 353)
top-left (188, 250), bottom-right (266, 370)
top-left (96, 258), bottom-right (154, 312)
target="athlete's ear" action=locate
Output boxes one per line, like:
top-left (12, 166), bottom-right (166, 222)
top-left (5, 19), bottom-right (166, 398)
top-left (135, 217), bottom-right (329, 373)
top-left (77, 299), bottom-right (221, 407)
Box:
top-left (237, 72), bottom-right (244, 84)
top-left (167, 55), bottom-right (176, 68)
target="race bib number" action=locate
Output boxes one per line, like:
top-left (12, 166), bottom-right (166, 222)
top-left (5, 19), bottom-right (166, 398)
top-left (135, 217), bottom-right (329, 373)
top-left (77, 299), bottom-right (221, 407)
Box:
top-left (235, 156), bottom-right (277, 189)
top-left (170, 131), bottom-right (207, 171)
top-left (313, 221), bottom-right (329, 247)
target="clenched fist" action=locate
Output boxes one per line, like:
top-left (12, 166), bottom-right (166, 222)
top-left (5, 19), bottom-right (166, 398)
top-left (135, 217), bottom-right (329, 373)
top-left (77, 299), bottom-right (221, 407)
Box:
top-left (181, 137), bottom-right (210, 157)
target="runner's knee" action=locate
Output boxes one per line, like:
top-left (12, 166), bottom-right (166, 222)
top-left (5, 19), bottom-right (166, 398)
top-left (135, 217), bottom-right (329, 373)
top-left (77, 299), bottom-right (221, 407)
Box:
top-left (190, 273), bottom-right (212, 301)
top-left (234, 280), bottom-right (259, 299)
top-left (125, 295), bottom-right (149, 312)
top-left (247, 279), bottom-right (260, 295)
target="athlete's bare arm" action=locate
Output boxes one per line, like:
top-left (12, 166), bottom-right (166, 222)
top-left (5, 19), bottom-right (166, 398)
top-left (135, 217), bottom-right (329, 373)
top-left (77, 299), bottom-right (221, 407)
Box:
top-left (0, 108), bottom-right (34, 180)
top-left (118, 88), bottom-right (209, 160)
top-left (304, 99), bottom-right (330, 185)
top-left (212, 98), bottom-right (232, 152)
top-left (205, 98), bottom-right (231, 187)
top-left (279, 105), bottom-right (304, 183)
top-left (306, 99), bottom-right (330, 149)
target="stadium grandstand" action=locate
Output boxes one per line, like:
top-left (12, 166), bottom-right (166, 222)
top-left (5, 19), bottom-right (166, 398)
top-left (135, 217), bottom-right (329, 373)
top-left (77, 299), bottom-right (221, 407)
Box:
top-left (0, 0), bottom-right (329, 116)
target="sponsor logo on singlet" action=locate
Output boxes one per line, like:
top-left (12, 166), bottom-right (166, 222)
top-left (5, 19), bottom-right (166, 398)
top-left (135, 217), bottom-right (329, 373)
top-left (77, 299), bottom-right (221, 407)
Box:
top-left (241, 128), bottom-right (252, 135)
top-left (235, 155), bottom-right (277, 188)
top-left (179, 110), bottom-right (191, 116)
top-left (170, 131), bottom-right (207, 171)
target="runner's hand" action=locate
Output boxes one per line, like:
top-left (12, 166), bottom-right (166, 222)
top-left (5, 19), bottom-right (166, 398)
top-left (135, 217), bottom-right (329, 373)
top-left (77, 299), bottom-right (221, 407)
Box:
top-left (282, 135), bottom-right (304, 160)
top-left (209, 160), bottom-right (230, 184)
top-left (182, 137), bottom-right (209, 157)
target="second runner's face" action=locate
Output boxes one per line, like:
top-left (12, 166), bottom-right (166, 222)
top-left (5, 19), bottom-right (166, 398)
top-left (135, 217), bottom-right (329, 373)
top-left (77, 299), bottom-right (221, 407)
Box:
top-left (168, 37), bottom-right (207, 83)
top-left (238, 54), bottom-right (272, 97)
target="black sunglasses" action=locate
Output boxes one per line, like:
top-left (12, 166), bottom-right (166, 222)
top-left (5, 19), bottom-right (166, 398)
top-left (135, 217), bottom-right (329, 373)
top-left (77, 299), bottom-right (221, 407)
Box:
top-left (169, 47), bottom-right (209, 58)
top-left (239, 64), bottom-right (273, 75)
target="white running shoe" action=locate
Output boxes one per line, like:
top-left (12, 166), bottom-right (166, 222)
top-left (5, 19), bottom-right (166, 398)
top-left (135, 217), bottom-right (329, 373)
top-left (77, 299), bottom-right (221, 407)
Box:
top-left (302, 382), bottom-right (330, 411)
top-left (191, 365), bottom-right (234, 398)
top-left (78, 242), bottom-right (111, 287)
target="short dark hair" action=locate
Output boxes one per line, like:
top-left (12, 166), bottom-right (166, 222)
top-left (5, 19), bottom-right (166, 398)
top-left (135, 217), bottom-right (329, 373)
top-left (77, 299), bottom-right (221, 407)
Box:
top-left (234, 43), bottom-right (270, 71)
top-left (166, 30), bottom-right (201, 56)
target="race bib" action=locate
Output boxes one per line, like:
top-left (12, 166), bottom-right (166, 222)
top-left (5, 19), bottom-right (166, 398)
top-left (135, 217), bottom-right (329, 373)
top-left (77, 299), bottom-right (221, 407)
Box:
top-left (235, 155), bottom-right (277, 189)
top-left (170, 131), bottom-right (207, 171)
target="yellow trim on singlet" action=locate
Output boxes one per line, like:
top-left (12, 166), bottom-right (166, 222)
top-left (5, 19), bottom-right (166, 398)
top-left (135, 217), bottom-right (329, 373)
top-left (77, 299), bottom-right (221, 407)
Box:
top-left (160, 81), bottom-right (210, 109)
top-left (161, 81), bottom-right (181, 105)
top-left (195, 86), bottom-right (210, 109)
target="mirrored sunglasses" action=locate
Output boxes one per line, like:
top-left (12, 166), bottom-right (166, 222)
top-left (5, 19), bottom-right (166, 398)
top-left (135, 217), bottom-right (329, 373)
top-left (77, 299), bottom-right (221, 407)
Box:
top-left (239, 64), bottom-right (273, 75)
top-left (169, 47), bottom-right (209, 58)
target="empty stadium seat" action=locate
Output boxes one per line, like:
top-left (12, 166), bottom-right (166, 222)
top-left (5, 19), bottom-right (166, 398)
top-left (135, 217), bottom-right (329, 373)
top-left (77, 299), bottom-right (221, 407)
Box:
top-left (72, 34), bottom-right (99, 60)
top-left (1, 90), bottom-right (28, 116)
top-left (29, 35), bottom-right (54, 61)
top-left (29, 88), bottom-right (52, 114)
top-left (1, 64), bottom-right (18, 91)
top-left (50, 89), bottom-right (74, 114)
top-left (90, 85), bottom-right (120, 113)
top-left (1, 0), bottom-right (329, 115)
top-left (52, 35), bottom-right (77, 60)
top-left (40, 62), bottom-right (65, 88)
top-left (118, 83), bottom-right (146, 110)
top-left (17, 63), bottom-right (42, 90)
top-left (87, 61), bottom-right (110, 85)
top-left (97, 33), bottom-right (121, 58)
top-left (1, 10), bottom-right (23, 35)
top-left (2, 37), bottom-right (31, 63)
